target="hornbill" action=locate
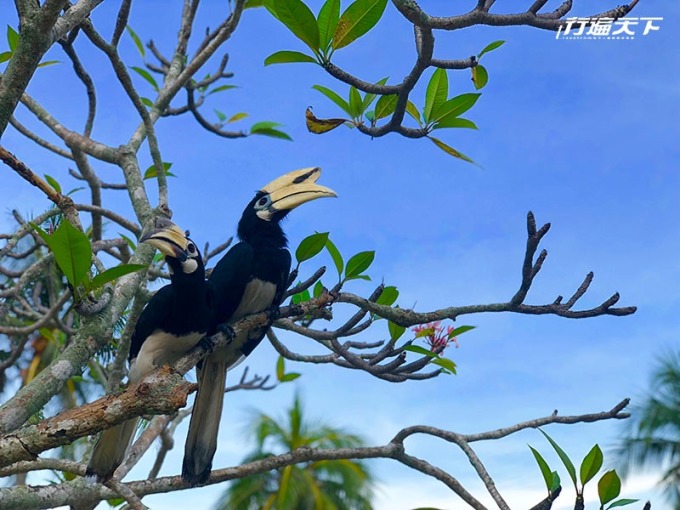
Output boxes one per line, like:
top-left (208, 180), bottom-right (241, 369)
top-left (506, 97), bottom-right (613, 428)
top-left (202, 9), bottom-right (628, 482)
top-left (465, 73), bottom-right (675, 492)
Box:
top-left (182, 167), bottom-right (336, 485)
top-left (86, 218), bottom-right (211, 481)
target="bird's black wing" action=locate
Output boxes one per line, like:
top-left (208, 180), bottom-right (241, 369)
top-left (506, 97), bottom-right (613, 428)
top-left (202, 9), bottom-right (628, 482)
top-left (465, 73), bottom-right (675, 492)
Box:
top-left (129, 284), bottom-right (173, 361)
top-left (208, 241), bottom-right (255, 332)
top-left (240, 248), bottom-right (291, 357)
top-left (273, 249), bottom-right (292, 307)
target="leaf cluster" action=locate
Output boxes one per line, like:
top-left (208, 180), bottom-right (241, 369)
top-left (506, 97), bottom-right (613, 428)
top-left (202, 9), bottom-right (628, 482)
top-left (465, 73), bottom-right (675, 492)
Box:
top-left (30, 220), bottom-right (145, 301)
top-left (531, 430), bottom-right (639, 510)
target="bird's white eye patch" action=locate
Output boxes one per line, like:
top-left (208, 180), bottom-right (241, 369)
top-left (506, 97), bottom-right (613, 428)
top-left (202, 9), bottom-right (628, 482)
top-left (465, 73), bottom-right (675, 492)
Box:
top-left (181, 258), bottom-right (198, 274)
top-left (254, 195), bottom-right (271, 210)
top-left (187, 242), bottom-right (197, 256)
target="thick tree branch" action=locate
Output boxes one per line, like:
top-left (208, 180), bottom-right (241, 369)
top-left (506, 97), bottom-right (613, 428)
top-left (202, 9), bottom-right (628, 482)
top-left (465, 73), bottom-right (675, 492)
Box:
top-left (0, 399), bottom-right (629, 509)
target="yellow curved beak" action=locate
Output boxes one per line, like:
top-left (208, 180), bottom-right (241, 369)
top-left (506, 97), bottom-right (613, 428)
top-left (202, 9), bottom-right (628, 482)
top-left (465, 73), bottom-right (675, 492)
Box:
top-left (262, 167), bottom-right (337, 211)
top-left (140, 218), bottom-right (189, 261)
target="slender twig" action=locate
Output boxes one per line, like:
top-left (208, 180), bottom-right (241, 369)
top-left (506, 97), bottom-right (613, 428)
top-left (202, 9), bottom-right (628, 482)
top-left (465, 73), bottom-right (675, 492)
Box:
top-left (8, 117), bottom-right (73, 159)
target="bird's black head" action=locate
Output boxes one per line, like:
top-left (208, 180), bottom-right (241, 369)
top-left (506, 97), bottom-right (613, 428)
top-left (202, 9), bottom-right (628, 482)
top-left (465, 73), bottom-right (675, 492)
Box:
top-left (237, 167), bottom-right (336, 247)
top-left (140, 218), bottom-right (205, 283)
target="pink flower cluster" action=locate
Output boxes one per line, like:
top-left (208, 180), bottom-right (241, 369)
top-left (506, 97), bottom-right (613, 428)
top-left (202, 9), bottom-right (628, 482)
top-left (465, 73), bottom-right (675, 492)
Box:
top-left (412, 321), bottom-right (459, 352)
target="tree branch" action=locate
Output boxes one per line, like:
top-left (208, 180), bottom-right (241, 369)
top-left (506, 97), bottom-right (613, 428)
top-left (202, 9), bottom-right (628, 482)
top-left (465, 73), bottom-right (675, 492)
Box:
top-left (0, 399), bottom-right (629, 509)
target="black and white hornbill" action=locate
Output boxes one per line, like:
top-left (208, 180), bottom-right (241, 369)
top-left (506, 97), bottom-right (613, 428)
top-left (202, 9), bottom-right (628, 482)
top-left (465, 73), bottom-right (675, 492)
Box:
top-left (86, 218), bottom-right (211, 481)
top-left (182, 167), bottom-right (336, 485)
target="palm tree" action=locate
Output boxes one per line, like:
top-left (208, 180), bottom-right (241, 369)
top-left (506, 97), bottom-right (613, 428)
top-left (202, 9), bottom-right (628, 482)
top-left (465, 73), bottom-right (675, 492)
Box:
top-left (614, 351), bottom-right (680, 507)
top-left (215, 393), bottom-right (374, 510)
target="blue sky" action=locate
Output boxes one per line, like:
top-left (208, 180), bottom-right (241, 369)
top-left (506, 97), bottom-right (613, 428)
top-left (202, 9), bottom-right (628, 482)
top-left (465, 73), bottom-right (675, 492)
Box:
top-left (1, 0), bottom-right (679, 508)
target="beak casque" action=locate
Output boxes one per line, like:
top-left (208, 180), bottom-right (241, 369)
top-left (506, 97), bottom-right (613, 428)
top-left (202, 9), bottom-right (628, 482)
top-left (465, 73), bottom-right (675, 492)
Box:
top-left (261, 167), bottom-right (337, 212)
top-left (140, 218), bottom-right (189, 261)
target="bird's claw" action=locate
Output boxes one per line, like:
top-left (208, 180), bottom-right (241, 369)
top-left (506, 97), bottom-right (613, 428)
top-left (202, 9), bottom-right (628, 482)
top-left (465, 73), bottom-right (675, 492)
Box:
top-left (266, 305), bottom-right (281, 322)
top-left (218, 323), bottom-right (236, 344)
top-left (197, 335), bottom-right (216, 353)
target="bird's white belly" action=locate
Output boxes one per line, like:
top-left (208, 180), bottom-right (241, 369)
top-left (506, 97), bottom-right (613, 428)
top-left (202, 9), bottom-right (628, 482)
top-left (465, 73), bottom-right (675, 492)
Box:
top-left (230, 279), bottom-right (277, 321)
top-left (214, 279), bottom-right (277, 366)
top-left (129, 330), bottom-right (204, 383)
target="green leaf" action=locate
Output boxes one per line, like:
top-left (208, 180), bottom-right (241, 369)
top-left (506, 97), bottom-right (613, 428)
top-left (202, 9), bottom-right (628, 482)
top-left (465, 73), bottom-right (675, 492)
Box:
top-left (52, 222), bottom-right (93, 288)
top-left (325, 237), bottom-right (344, 277)
top-left (265, 50), bottom-right (318, 66)
top-left (296, 232), bottom-right (329, 263)
top-left (250, 127), bottom-right (292, 141)
top-left (344, 251), bottom-right (375, 280)
top-left (424, 68), bottom-right (448, 123)
top-left (550, 471), bottom-right (561, 493)
top-left (250, 121), bottom-right (284, 131)
top-left (37, 60), bottom-right (60, 68)
top-left (406, 100), bottom-right (422, 125)
top-left (130, 66), bottom-right (159, 91)
top-left (313, 84), bottom-right (353, 116)
top-left (141, 97), bottom-right (154, 108)
top-left (33, 220), bottom-right (92, 289)
top-left (7, 26), bottom-right (19, 52)
top-left (318, 0), bottom-right (341, 52)
top-left (198, 74), bottom-right (211, 93)
top-left (245, 0), bottom-right (265, 8)
top-left (313, 280), bottom-right (324, 298)
top-left (374, 94), bottom-right (397, 120)
top-left (44, 174), bottom-right (62, 193)
top-left (431, 356), bottom-right (456, 374)
top-left (126, 26), bottom-right (145, 58)
top-left (143, 162), bottom-right (175, 179)
top-left (215, 109), bottom-right (227, 122)
top-left (119, 233), bottom-right (137, 250)
top-left (539, 429), bottom-right (577, 490)
top-left (280, 372), bottom-right (301, 382)
top-left (376, 286), bottom-right (399, 307)
top-left (261, 0), bottom-right (281, 20)
top-left (227, 112), bottom-right (248, 123)
top-left (361, 77), bottom-right (389, 113)
top-left (31, 223), bottom-right (50, 245)
top-left (207, 84), bottom-right (238, 95)
top-left (448, 325), bottom-right (475, 338)
top-left (607, 499), bottom-right (639, 509)
top-left (38, 328), bottom-right (56, 342)
top-left (428, 137), bottom-right (477, 165)
top-left (414, 327), bottom-right (435, 339)
top-left (90, 264), bottom-right (146, 289)
top-left (273, 0), bottom-right (320, 52)
top-left (388, 320), bottom-right (405, 341)
top-left (598, 470), bottom-right (621, 506)
top-left (276, 355), bottom-right (285, 380)
top-left (66, 186), bottom-right (86, 196)
top-left (0, 51), bottom-right (11, 63)
top-left (332, 0), bottom-right (388, 50)
top-left (529, 446), bottom-right (554, 492)
top-left (292, 288), bottom-right (311, 304)
top-left (431, 93), bottom-right (481, 124)
top-left (404, 344), bottom-right (437, 358)
top-left (478, 40), bottom-right (505, 59)
top-left (580, 444), bottom-right (603, 487)
top-left (471, 64), bottom-right (488, 90)
top-left (433, 117), bottom-right (478, 130)
top-left (348, 86), bottom-right (363, 118)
